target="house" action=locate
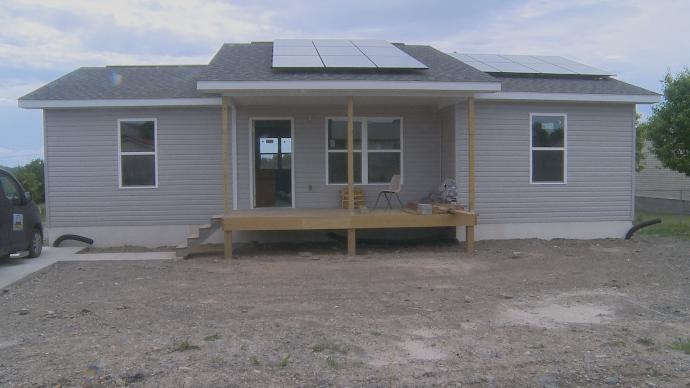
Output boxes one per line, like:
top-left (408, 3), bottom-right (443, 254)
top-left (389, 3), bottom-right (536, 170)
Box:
top-left (636, 142), bottom-right (690, 214)
top-left (18, 40), bottom-right (659, 256)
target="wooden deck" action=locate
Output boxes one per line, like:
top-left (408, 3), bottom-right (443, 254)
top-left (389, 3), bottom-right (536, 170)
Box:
top-left (220, 208), bottom-right (477, 258)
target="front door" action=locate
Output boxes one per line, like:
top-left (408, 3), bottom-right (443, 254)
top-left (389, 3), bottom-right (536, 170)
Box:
top-left (253, 119), bottom-right (293, 208)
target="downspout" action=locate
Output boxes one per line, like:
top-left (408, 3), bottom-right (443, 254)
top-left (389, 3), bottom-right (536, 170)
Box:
top-left (229, 98), bottom-right (238, 210)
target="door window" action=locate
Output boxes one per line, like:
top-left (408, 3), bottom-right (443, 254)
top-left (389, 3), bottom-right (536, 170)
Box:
top-left (0, 175), bottom-right (22, 206)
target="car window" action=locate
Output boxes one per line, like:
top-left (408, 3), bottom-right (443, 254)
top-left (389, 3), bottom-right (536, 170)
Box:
top-left (0, 175), bottom-right (22, 206)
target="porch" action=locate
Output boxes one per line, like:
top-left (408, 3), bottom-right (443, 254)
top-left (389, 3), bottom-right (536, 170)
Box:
top-left (220, 207), bottom-right (478, 259)
top-left (211, 92), bottom-right (480, 258)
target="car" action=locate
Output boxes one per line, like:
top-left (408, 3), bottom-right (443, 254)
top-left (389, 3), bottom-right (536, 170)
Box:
top-left (0, 168), bottom-right (43, 259)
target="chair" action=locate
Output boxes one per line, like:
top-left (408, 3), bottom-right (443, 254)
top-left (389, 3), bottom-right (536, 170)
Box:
top-left (374, 174), bottom-right (403, 209)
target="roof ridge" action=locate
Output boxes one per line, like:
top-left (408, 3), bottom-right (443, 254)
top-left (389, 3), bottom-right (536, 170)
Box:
top-left (105, 64), bottom-right (206, 68)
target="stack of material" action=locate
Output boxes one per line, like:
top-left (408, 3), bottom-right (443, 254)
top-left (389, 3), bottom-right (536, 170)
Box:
top-left (405, 201), bottom-right (466, 215)
top-left (340, 187), bottom-right (365, 209)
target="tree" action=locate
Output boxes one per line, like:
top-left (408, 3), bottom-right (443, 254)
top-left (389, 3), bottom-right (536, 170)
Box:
top-left (646, 69), bottom-right (690, 176)
top-left (635, 113), bottom-right (646, 172)
top-left (13, 159), bottom-right (45, 203)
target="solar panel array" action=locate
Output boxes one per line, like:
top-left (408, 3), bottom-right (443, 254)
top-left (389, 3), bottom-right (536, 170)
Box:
top-left (451, 53), bottom-right (613, 76)
top-left (272, 39), bottom-right (428, 69)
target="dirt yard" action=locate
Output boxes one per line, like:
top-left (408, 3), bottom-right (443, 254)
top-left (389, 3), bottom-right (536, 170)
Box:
top-left (1, 236), bottom-right (689, 387)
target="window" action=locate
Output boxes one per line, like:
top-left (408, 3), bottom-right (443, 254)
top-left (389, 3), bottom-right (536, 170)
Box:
top-left (0, 175), bottom-right (22, 205)
top-left (530, 114), bottom-right (566, 183)
top-left (119, 119), bottom-right (157, 187)
top-left (326, 118), bottom-right (402, 184)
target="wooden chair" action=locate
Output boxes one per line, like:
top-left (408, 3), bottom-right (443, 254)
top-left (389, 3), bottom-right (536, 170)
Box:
top-left (374, 174), bottom-right (403, 209)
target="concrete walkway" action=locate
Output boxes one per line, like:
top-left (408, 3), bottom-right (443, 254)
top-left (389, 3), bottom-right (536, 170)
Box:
top-left (0, 247), bottom-right (176, 289)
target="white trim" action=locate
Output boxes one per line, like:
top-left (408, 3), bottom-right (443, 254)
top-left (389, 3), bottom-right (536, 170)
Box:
top-left (42, 110), bottom-right (50, 228)
top-left (455, 221), bottom-right (633, 241)
top-left (324, 116), bottom-right (404, 186)
top-left (249, 117), bottom-right (295, 209)
top-left (529, 113), bottom-right (567, 185)
top-left (117, 118), bottom-right (158, 189)
top-left (229, 99), bottom-right (238, 210)
top-left (19, 98), bottom-right (222, 109)
top-left (199, 80), bottom-right (501, 92)
top-left (474, 92), bottom-right (660, 104)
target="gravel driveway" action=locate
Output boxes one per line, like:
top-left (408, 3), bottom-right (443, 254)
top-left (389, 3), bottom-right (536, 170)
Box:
top-left (0, 236), bottom-right (688, 386)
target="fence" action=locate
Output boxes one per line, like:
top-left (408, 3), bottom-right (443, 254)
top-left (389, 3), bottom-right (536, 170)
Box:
top-left (635, 189), bottom-right (689, 238)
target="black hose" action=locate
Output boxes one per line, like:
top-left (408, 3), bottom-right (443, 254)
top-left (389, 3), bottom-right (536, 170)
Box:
top-left (625, 219), bottom-right (662, 240)
top-left (53, 234), bottom-right (94, 247)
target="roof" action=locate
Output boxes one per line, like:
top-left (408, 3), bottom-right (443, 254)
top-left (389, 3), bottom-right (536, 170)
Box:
top-left (492, 74), bottom-right (657, 95)
top-left (20, 65), bottom-right (208, 100)
top-left (19, 41), bottom-right (660, 106)
top-left (199, 42), bottom-right (497, 83)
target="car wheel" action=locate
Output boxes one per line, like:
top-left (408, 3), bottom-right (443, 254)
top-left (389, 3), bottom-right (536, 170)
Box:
top-left (28, 230), bottom-right (43, 258)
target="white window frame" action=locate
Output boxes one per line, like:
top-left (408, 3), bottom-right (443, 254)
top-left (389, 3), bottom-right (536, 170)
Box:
top-left (325, 116), bottom-right (403, 185)
top-left (117, 118), bottom-right (158, 189)
top-left (529, 113), bottom-right (567, 185)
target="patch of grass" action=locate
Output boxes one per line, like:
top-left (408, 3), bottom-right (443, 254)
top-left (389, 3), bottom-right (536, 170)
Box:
top-left (277, 355), bottom-right (290, 369)
top-left (171, 339), bottom-right (200, 352)
top-left (326, 356), bottom-right (340, 370)
top-left (635, 211), bottom-right (690, 240)
top-left (249, 356), bottom-right (260, 366)
top-left (670, 338), bottom-right (690, 354)
top-left (370, 331), bottom-right (382, 337)
top-left (203, 333), bottom-right (221, 342)
top-left (636, 337), bottom-right (655, 346)
top-left (605, 340), bottom-right (627, 347)
top-left (311, 339), bottom-right (349, 354)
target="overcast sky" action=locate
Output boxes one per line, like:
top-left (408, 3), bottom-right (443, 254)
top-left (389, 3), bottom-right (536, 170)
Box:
top-left (1, 0), bottom-right (688, 166)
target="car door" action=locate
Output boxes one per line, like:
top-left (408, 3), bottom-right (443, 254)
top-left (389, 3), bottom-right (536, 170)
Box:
top-left (0, 180), bottom-right (11, 256)
top-left (0, 173), bottom-right (26, 252)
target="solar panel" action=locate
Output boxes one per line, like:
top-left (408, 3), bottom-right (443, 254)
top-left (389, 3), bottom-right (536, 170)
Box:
top-left (316, 46), bottom-right (362, 56)
top-left (272, 39), bottom-right (428, 69)
top-left (321, 55), bottom-right (375, 68)
top-left (451, 53), bottom-right (614, 76)
top-left (272, 55), bottom-right (324, 68)
top-left (273, 46), bottom-right (318, 56)
top-left (369, 55), bottom-right (428, 69)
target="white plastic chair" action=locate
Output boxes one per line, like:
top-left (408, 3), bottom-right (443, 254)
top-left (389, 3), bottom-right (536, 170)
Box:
top-left (373, 174), bottom-right (403, 209)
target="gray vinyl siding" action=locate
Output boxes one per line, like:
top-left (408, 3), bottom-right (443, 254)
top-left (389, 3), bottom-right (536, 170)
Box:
top-left (455, 101), bottom-right (635, 224)
top-left (45, 107), bottom-right (224, 226)
top-left (439, 106), bottom-right (455, 182)
top-left (234, 105), bottom-right (442, 209)
top-left (636, 142), bottom-right (690, 200)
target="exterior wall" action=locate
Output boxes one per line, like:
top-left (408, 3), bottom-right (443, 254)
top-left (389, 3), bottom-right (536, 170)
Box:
top-left (636, 142), bottom-right (690, 201)
top-left (234, 105), bottom-right (443, 210)
top-left (456, 101), bottom-right (636, 232)
top-left (439, 105), bottom-right (455, 182)
top-left (44, 107), bottom-right (224, 232)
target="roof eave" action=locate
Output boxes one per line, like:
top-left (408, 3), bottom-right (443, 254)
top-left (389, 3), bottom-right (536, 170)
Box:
top-left (474, 91), bottom-right (660, 104)
top-left (18, 97), bottom-right (222, 109)
top-left (196, 80), bottom-right (502, 96)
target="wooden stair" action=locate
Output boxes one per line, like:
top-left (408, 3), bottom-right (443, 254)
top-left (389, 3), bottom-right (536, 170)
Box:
top-left (175, 215), bottom-right (224, 258)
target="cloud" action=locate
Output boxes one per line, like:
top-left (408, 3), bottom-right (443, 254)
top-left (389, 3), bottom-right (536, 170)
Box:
top-left (0, 79), bottom-right (45, 104)
top-left (0, 146), bottom-right (43, 167)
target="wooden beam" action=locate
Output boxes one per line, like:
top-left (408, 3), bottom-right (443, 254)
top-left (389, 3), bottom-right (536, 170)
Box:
top-left (224, 230), bottom-right (233, 259)
top-left (347, 228), bottom-right (356, 256)
top-left (347, 96), bottom-right (354, 211)
top-left (221, 96), bottom-right (230, 214)
top-left (466, 97), bottom-right (476, 253)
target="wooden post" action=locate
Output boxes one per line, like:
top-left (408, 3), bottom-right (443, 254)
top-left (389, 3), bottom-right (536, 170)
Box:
top-left (346, 96), bottom-right (356, 256)
top-left (466, 97), bottom-right (476, 253)
top-left (221, 96), bottom-right (230, 214)
top-left (224, 230), bottom-right (233, 259)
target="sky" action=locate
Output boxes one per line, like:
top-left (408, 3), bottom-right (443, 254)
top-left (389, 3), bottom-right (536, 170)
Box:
top-left (1, 0), bottom-right (688, 166)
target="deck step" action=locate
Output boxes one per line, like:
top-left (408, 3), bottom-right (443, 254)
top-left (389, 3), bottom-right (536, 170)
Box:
top-left (176, 218), bottom-right (223, 259)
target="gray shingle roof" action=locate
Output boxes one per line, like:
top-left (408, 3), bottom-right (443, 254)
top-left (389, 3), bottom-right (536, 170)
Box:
top-left (198, 42), bottom-right (498, 83)
top-left (19, 42), bottom-right (658, 101)
top-left (20, 65), bottom-right (208, 100)
top-left (493, 74), bottom-right (658, 95)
